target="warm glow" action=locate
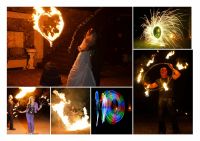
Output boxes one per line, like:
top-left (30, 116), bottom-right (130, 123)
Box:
top-left (15, 87), bottom-right (36, 99)
top-left (144, 84), bottom-right (150, 97)
top-left (52, 90), bottom-right (90, 131)
top-left (163, 82), bottom-right (169, 91)
top-left (68, 107), bottom-right (90, 131)
top-left (176, 62), bottom-right (188, 70)
top-left (33, 7), bottom-right (64, 47)
top-left (146, 56), bottom-right (155, 67)
top-left (141, 9), bottom-right (183, 47)
top-left (137, 68), bottom-right (144, 83)
top-left (166, 51), bottom-right (175, 59)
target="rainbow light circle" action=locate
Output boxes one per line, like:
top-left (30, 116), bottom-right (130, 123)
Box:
top-left (104, 90), bottom-right (125, 124)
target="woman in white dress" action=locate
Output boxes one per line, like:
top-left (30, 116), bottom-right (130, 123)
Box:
top-left (67, 28), bottom-right (97, 86)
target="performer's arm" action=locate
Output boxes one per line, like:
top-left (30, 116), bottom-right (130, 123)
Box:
top-left (168, 64), bottom-right (181, 80)
top-left (143, 82), bottom-right (158, 89)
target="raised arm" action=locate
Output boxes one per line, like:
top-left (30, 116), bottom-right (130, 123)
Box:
top-left (168, 64), bottom-right (181, 80)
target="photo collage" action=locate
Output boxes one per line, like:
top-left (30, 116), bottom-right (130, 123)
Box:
top-left (7, 6), bottom-right (192, 135)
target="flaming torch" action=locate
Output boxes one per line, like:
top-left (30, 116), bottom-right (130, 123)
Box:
top-left (176, 62), bottom-right (188, 70)
top-left (137, 68), bottom-right (144, 83)
top-left (146, 56), bottom-right (155, 67)
top-left (166, 51), bottom-right (175, 59)
top-left (144, 84), bottom-right (150, 97)
top-left (33, 7), bottom-right (64, 47)
top-left (163, 82), bottom-right (169, 91)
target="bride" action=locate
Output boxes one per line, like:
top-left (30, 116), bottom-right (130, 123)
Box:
top-left (67, 28), bottom-right (97, 86)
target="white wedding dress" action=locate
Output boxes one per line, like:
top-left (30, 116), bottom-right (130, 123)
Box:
top-left (67, 31), bottom-right (96, 86)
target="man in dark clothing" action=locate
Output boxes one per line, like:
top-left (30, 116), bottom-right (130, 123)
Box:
top-left (40, 61), bottom-right (62, 86)
top-left (144, 64), bottom-right (181, 134)
top-left (7, 95), bottom-right (16, 130)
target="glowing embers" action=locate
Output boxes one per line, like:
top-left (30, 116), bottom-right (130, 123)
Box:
top-left (141, 9), bottom-right (183, 48)
top-left (96, 90), bottom-right (125, 126)
top-left (33, 7), bottom-right (64, 47)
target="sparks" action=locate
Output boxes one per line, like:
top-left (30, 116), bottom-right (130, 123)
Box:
top-left (33, 7), bottom-right (64, 47)
top-left (141, 9), bottom-right (183, 48)
top-left (165, 51), bottom-right (175, 59)
top-left (163, 82), bottom-right (169, 91)
top-left (176, 62), bottom-right (188, 70)
top-left (137, 68), bottom-right (144, 83)
top-left (15, 87), bottom-right (36, 99)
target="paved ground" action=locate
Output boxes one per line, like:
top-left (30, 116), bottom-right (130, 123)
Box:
top-left (7, 65), bottom-right (132, 86)
top-left (134, 114), bottom-right (192, 134)
top-left (7, 116), bottom-right (50, 134)
top-left (51, 126), bottom-right (90, 134)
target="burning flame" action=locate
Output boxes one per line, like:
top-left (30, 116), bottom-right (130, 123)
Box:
top-left (52, 90), bottom-right (90, 131)
top-left (33, 7), bottom-right (64, 47)
top-left (146, 56), bottom-right (155, 67)
top-left (163, 82), bottom-right (169, 91)
top-left (144, 84), bottom-right (150, 97)
top-left (166, 51), bottom-right (175, 59)
top-left (137, 68), bottom-right (144, 83)
top-left (68, 107), bottom-right (90, 131)
top-left (15, 87), bottom-right (36, 99)
top-left (176, 62), bottom-right (188, 70)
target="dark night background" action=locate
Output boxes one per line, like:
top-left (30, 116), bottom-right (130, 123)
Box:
top-left (91, 88), bottom-right (132, 134)
top-left (133, 7), bottom-right (191, 49)
top-left (7, 7), bottom-right (132, 86)
top-left (134, 50), bottom-right (193, 134)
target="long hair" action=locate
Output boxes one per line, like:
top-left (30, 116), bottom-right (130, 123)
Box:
top-left (27, 96), bottom-right (35, 105)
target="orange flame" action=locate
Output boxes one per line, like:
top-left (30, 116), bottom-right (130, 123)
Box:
top-left (165, 51), bottom-right (175, 59)
top-left (163, 82), bottom-right (169, 91)
top-left (144, 84), bottom-right (150, 97)
top-left (137, 68), bottom-right (144, 83)
top-left (15, 87), bottom-right (36, 99)
top-left (176, 62), bottom-right (188, 70)
top-left (52, 90), bottom-right (90, 131)
top-left (146, 56), bottom-right (155, 67)
top-left (33, 7), bottom-right (64, 47)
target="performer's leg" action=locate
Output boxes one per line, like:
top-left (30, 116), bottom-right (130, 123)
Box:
top-left (167, 98), bottom-right (180, 134)
top-left (26, 113), bottom-right (31, 133)
top-left (30, 115), bottom-right (35, 134)
top-left (158, 98), bottom-right (166, 134)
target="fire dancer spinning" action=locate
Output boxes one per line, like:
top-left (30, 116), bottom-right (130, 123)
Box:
top-left (19, 96), bottom-right (42, 134)
top-left (143, 64), bottom-right (181, 134)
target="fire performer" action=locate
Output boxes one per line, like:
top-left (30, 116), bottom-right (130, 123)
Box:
top-left (7, 95), bottom-right (16, 130)
top-left (19, 96), bottom-right (42, 134)
top-left (67, 28), bottom-right (97, 86)
top-left (143, 64), bottom-right (181, 134)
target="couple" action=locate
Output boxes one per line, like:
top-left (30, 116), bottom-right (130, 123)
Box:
top-left (67, 28), bottom-right (98, 86)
